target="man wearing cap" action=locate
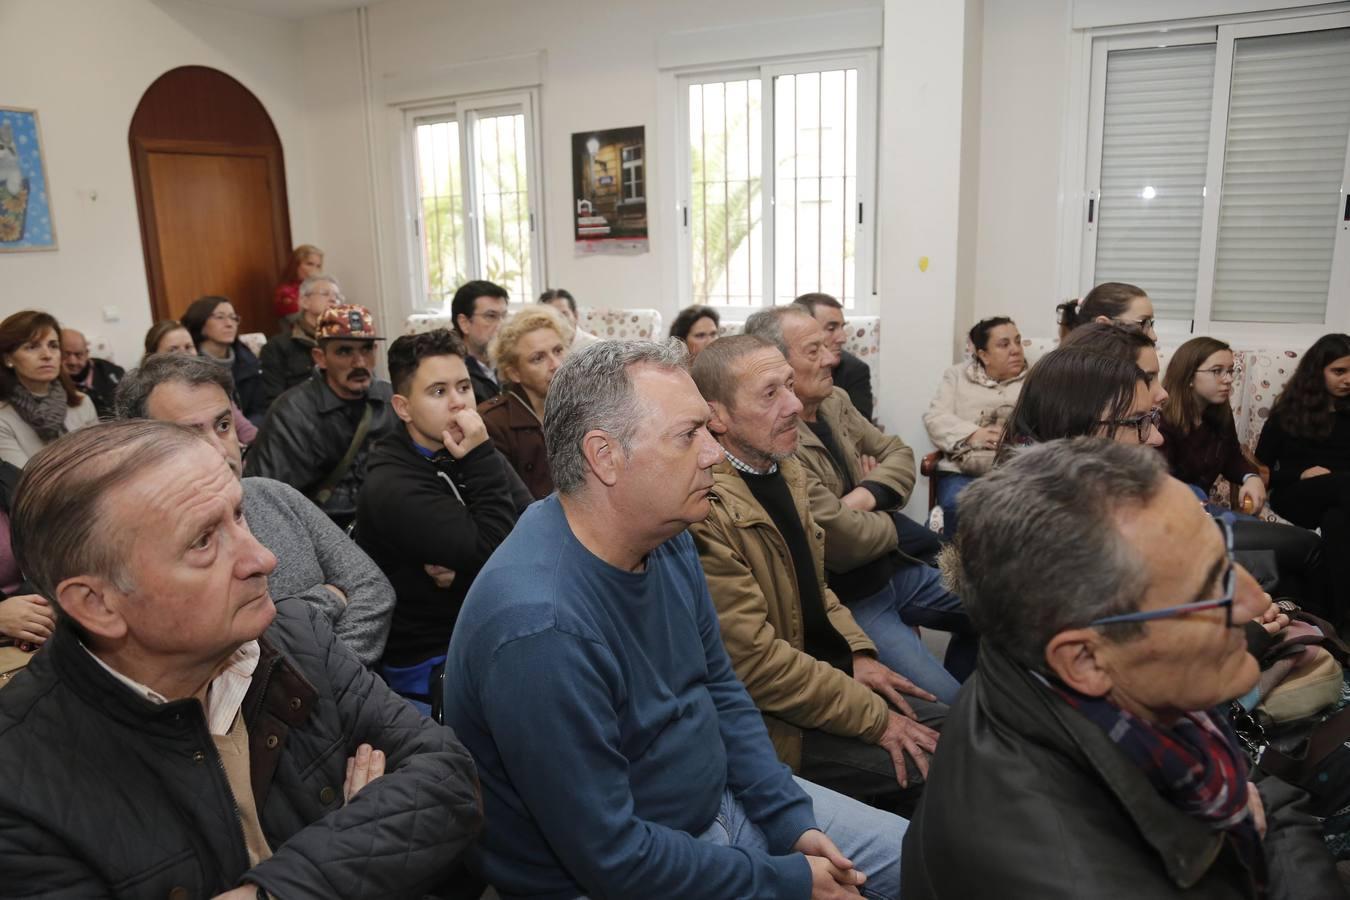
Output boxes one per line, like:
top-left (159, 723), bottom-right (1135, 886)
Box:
top-left (245, 305), bottom-right (399, 529)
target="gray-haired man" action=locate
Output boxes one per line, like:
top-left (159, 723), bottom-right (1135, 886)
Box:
top-left (116, 354), bottom-right (395, 666)
top-left (260, 274), bottom-right (343, 407)
top-left (444, 340), bottom-right (906, 900)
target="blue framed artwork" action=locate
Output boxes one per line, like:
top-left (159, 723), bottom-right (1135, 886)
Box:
top-left (0, 107), bottom-right (57, 252)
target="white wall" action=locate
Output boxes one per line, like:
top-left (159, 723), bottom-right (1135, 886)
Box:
top-left (0, 0), bottom-right (314, 367)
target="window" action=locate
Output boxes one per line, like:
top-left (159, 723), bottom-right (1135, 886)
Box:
top-left (1080, 14), bottom-right (1350, 335)
top-left (407, 92), bottom-right (543, 309)
top-left (621, 144), bottom-right (644, 203)
top-left (678, 54), bottom-right (876, 310)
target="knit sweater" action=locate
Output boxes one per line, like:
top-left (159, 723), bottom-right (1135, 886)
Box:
top-left (242, 477), bottom-right (395, 665)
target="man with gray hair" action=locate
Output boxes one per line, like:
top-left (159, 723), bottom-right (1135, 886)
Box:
top-left (115, 353), bottom-right (395, 666)
top-left (260, 274), bottom-right (343, 407)
top-left (444, 340), bottom-right (906, 900)
top-left (902, 438), bottom-right (1338, 898)
top-left (0, 420), bottom-right (481, 897)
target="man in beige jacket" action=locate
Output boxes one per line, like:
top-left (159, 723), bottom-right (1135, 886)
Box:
top-left (690, 334), bottom-right (943, 814)
top-left (745, 306), bottom-right (975, 705)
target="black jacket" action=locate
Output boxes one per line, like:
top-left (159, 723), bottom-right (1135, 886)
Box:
top-left (259, 327), bottom-right (317, 410)
top-left (0, 598), bottom-right (482, 898)
top-left (834, 349), bottom-right (874, 422)
top-left (209, 343), bottom-right (267, 426)
top-left (466, 354), bottom-right (501, 406)
top-left (902, 645), bottom-right (1339, 899)
top-left (71, 357), bottom-right (125, 418)
top-left (356, 428), bottom-right (530, 666)
top-left (0, 460), bottom-right (34, 600)
top-left (244, 373), bottom-right (398, 527)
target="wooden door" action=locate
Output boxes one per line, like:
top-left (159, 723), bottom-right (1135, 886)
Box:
top-left (130, 67), bottom-right (291, 335)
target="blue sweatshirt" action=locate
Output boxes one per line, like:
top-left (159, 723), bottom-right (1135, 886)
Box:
top-left (444, 495), bottom-right (816, 899)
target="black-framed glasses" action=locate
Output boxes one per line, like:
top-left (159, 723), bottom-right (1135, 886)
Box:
top-left (1100, 408), bottom-right (1161, 443)
top-left (1112, 315), bottom-right (1156, 335)
top-left (1088, 519), bottom-right (1236, 629)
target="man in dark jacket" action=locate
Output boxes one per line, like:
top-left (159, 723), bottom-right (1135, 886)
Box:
top-left (60, 327), bottom-right (124, 417)
top-left (245, 305), bottom-right (398, 529)
top-left (259, 274), bottom-right (342, 408)
top-left (0, 420), bottom-right (482, 898)
top-left (903, 438), bottom-right (1340, 899)
top-left (450, 279), bottom-right (509, 404)
top-left (793, 293), bottom-right (873, 422)
top-left (356, 328), bottom-right (529, 713)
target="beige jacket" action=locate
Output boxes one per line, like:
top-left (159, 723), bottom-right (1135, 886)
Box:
top-left (922, 362), bottom-right (1026, 474)
top-left (0, 395), bottom-right (98, 468)
top-left (794, 387), bottom-right (916, 573)
top-left (690, 456), bottom-right (888, 770)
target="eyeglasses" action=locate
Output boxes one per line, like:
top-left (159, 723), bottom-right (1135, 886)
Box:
top-left (1196, 366), bottom-right (1236, 381)
top-left (1088, 519), bottom-right (1236, 629)
top-left (1112, 316), bottom-right (1155, 334)
top-left (1100, 407), bottom-right (1161, 443)
top-left (473, 310), bottom-right (505, 323)
top-left (210, 313), bottom-right (242, 324)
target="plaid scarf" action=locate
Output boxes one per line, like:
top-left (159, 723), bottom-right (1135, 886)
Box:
top-left (1052, 683), bottom-right (1265, 890)
top-left (7, 382), bottom-right (70, 442)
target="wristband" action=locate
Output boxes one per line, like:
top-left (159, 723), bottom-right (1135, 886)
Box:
top-left (1241, 473), bottom-right (1260, 483)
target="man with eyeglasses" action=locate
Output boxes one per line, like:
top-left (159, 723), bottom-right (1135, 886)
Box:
top-left (259, 275), bottom-right (344, 408)
top-left (245, 305), bottom-right (398, 529)
top-left (901, 437), bottom-right (1339, 899)
top-left (450, 280), bottom-right (510, 404)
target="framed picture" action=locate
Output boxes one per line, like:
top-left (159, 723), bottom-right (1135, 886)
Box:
top-left (572, 125), bottom-right (648, 255)
top-left (0, 107), bottom-right (57, 252)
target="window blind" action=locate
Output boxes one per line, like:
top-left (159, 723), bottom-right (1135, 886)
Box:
top-left (1094, 44), bottom-right (1216, 321)
top-left (1212, 28), bottom-right (1350, 323)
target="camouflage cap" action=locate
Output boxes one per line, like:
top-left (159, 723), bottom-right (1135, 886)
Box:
top-left (316, 304), bottom-right (385, 341)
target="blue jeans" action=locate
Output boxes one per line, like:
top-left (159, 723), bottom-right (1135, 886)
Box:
top-left (847, 565), bottom-right (973, 705)
top-left (697, 776), bottom-right (904, 900)
top-left (934, 473), bottom-right (976, 540)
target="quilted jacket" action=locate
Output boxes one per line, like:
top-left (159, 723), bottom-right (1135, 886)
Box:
top-left (0, 598), bottom-right (482, 899)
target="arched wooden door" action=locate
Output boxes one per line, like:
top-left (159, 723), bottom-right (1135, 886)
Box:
top-left (130, 66), bottom-right (292, 334)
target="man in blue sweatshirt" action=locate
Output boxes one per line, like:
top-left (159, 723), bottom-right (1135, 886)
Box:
top-left (444, 340), bottom-right (904, 900)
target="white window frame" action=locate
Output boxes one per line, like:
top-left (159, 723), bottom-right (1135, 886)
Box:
top-left (673, 51), bottom-right (879, 316)
top-left (396, 88), bottom-right (546, 311)
top-left (620, 144), bottom-right (645, 204)
top-left (1065, 6), bottom-right (1350, 347)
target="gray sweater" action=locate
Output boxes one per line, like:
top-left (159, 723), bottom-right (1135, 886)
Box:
top-left (243, 477), bottom-right (394, 665)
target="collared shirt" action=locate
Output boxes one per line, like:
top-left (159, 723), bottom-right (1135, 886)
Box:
top-left (722, 446), bottom-right (777, 477)
top-left (83, 640), bottom-right (261, 736)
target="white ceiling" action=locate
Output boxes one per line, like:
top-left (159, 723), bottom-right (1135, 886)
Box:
top-left (189, 0), bottom-right (370, 21)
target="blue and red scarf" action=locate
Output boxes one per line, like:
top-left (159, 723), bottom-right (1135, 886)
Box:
top-left (1052, 684), bottom-right (1265, 890)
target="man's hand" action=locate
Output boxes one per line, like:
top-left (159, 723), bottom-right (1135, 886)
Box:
top-left (1238, 477), bottom-right (1267, 515)
top-left (877, 711), bottom-right (939, 788)
top-left (343, 743), bottom-right (386, 804)
top-left (1247, 782), bottom-right (1267, 840)
top-left (1301, 466), bottom-right (1331, 480)
top-left (442, 409), bottom-right (489, 459)
top-left (323, 584), bottom-right (349, 607)
top-left (858, 454), bottom-right (878, 477)
top-left (1255, 598), bottom-right (1289, 635)
top-left (840, 487), bottom-right (877, 512)
top-left (852, 653), bottom-right (936, 718)
top-left (795, 830), bottom-right (864, 899)
top-left (0, 594), bottom-right (55, 645)
top-left (967, 425), bottom-right (1002, 450)
top-left (423, 564), bottom-right (457, 590)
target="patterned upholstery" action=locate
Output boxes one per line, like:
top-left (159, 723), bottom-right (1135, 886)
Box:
top-left (405, 307), bottom-right (664, 341)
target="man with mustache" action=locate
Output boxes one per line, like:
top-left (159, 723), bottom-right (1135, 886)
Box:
top-left (245, 305), bottom-right (398, 529)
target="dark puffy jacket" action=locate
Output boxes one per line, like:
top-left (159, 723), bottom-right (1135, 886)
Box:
top-left (901, 644), bottom-right (1340, 899)
top-left (0, 598), bottom-right (482, 898)
top-left (244, 373), bottom-right (399, 527)
top-left (259, 326), bottom-right (318, 410)
top-left (356, 428), bottom-right (530, 667)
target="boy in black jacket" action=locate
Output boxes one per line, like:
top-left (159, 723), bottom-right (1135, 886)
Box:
top-left (356, 328), bottom-right (530, 713)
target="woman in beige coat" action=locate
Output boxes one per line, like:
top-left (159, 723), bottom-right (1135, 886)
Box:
top-left (0, 310), bottom-right (97, 468)
top-left (923, 317), bottom-right (1027, 537)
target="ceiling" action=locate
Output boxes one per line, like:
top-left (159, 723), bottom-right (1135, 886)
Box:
top-left (189, 0), bottom-right (370, 21)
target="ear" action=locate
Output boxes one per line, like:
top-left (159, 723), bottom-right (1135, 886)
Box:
top-left (501, 363), bottom-right (520, 385)
top-left (455, 313), bottom-right (472, 335)
top-left (1043, 628), bottom-right (1115, 698)
top-left (310, 346), bottom-right (326, 368)
top-left (55, 575), bottom-right (130, 644)
top-left (706, 399), bottom-right (731, 437)
top-left (580, 428), bottom-right (620, 487)
top-left (1092, 314), bottom-right (1112, 327)
top-left (390, 392), bottom-right (414, 425)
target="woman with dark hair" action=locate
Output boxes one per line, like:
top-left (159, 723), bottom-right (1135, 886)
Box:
top-left (180, 295), bottom-right (267, 425)
top-left (669, 305), bottom-right (720, 359)
top-left (1062, 321), bottom-right (1167, 409)
top-left (1061, 281), bottom-right (1158, 342)
top-left (273, 243), bottom-right (324, 320)
top-left (923, 316), bottom-right (1027, 537)
top-left (1256, 335), bottom-right (1350, 604)
top-left (0, 310), bottom-right (98, 468)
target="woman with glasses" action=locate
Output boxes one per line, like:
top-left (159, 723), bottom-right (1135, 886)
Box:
top-left (1062, 280), bottom-right (1158, 343)
top-left (180, 296), bottom-right (267, 426)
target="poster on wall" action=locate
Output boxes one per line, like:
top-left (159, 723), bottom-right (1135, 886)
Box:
top-left (0, 107), bottom-right (56, 252)
top-left (572, 126), bottom-right (648, 256)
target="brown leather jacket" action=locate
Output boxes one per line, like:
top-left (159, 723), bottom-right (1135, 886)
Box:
top-left (481, 388), bottom-right (553, 500)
